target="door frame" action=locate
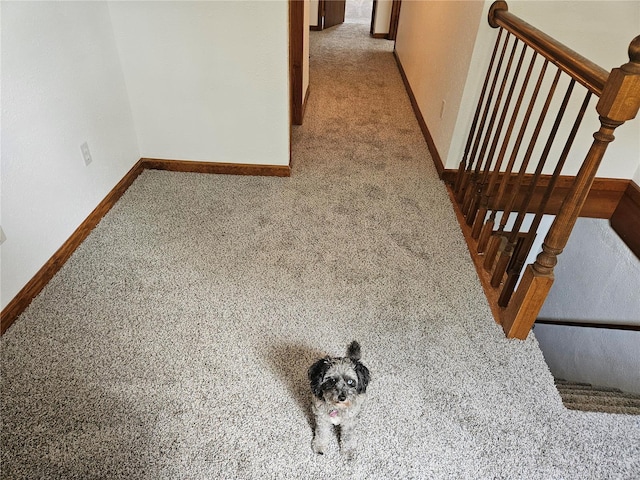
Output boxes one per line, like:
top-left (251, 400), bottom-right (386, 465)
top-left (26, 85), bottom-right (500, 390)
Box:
top-left (290, 0), bottom-right (305, 126)
top-left (372, 0), bottom-right (402, 39)
top-left (388, 0), bottom-right (401, 40)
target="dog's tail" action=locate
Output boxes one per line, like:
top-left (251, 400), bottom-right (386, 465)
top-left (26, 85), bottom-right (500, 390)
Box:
top-left (347, 341), bottom-right (361, 361)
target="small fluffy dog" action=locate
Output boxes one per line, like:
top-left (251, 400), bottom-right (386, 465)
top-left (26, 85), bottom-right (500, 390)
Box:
top-left (308, 341), bottom-right (370, 458)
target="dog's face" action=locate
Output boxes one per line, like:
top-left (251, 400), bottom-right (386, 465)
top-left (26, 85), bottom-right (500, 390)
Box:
top-left (308, 355), bottom-right (370, 407)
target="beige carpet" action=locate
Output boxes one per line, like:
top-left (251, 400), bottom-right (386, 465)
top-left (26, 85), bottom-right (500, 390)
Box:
top-left (2, 22), bottom-right (639, 480)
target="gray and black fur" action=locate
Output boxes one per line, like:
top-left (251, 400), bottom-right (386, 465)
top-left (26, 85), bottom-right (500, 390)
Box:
top-left (308, 341), bottom-right (370, 459)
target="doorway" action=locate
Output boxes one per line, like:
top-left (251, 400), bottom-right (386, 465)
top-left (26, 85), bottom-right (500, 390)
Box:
top-left (290, 0), bottom-right (401, 126)
top-left (345, 0), bottom-right (374, 25)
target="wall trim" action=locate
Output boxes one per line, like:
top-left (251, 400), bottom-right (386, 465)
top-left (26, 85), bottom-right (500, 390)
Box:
top-left (141, 158), bottom-right (291, 177)
top-left (535, 319), bottom-right (640, 332)
top-left (393, 50), bottom-right (445, 178)
top-left (1, 158), bottom-right (291, 334)
top-left (441, 169), bottom-right (628, 219)
top-left (1, 160), bottom-right (146, 334)
top-left (610, 180), bottom-right (640, 259)
top-left (290, 0), bottom-right (305, 126)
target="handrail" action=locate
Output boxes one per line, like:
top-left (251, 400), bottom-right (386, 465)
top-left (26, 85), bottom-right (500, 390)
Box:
top-left (489, 1), bottom-right (609, 95)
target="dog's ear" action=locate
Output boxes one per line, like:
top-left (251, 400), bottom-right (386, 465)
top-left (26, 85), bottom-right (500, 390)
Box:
top-left (308, 358), bottom-right (331, 399)
top-left (347, 341), bottom-right (361, 361)
top-left (354, 361), bottom-right (370, 394)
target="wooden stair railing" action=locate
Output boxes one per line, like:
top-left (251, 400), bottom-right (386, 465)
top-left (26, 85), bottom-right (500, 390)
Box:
top-left (451, 1), bottom-right (640, 339)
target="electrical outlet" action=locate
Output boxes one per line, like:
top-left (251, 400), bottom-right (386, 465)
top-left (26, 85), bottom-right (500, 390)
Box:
top-left (0, 226), bottom-right (6, 245)
top-left (440, 100), bottom-right (446, 119)
top-left (81, 142), bottom-right (93, 166)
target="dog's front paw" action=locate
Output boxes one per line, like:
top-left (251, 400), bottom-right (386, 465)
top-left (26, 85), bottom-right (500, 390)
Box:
top-left (311, 438), bottom-right (327, 455)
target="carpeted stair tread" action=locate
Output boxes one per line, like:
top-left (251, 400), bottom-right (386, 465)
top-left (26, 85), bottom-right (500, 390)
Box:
top-left (555, 379), bottom-right (640, 415)
top-left (554, 379), bottom-right (622, 393)
top-left (563, 404), bottom-right (640, 415)
top-left (559, 388), bottom-right (640, 400)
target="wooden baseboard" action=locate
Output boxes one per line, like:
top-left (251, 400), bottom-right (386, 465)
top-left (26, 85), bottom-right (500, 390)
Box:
top-left (1, 160), bottom-right (146, 335)
top-left (141, 158), bottom-right (291, 177)
top-left (610, 180), bottom-right (640, 259)
top-left (371, 33), bottom-right (388, 39)
top-left (393, 50), bottom-right (445, 178)
top-left (1, 158), bottom-right (291, 335)
top-left (445, 185), bottom-right (504, 325)
top-left (535, 319), bottom-right (640, 331)
top-left (442, 168), bottom-right (628, 219)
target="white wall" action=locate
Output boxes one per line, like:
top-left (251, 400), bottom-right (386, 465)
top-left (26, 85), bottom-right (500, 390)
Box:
top-left (447, 0), bottom-right (640, 179)
top-left (373, 0), bottom-right (392, 35)
top-left (534, 324), bottom-right (640, 394)
top-left (1, 1), bottom-right (140, 309)
top-left (1, 1), bottom-right (292, 312)
top-left (310, 0), bottom-right (320, 27)
top-left (394, 1), bottom-right (485, 165)
top-left (535, 216), bottom-right (640, 394)
top-left (540, 218), bottom-right (640, 325)
top-left (108, 1), bottom-right (290, 165)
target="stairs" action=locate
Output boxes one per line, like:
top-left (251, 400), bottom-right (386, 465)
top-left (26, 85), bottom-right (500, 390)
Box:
top-left (555, 379), bottom-right (640, 415)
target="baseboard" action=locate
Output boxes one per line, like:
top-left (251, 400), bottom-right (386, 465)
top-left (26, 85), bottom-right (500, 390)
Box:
top-left (535, 319), bottom-right (640, 331)
top-left (1, 160), bottom-right (146, 335)
top-left (610, 180), bottom-right (640, 259)
top-left (393, 50), bottom-right (446, 178)
top-left (1, 158), bottom-right (291, 335)
top-left (445, 184), bottom-right (504, 325)
top-left (442, 169), bottom-right (628, 219)
top-left (371, 33), bottom-right (388, 39)
top-left (141, 158), bottom-right (291, 177)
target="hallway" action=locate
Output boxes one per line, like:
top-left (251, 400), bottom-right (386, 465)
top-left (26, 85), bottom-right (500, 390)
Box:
top-left (2, 21), bottom-right (639, 480)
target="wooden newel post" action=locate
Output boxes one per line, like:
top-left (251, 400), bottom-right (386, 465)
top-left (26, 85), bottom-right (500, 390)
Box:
top-left (502, 36), bottom-right (640, 339)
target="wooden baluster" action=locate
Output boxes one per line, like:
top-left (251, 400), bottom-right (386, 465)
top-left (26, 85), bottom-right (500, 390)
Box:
top-left (492, 76), bottom-right (576, 286)
top-left (478, 51), bottom-right (540, 253)
top-left (502, 36), bottom-right (640, 339)
top-left (494, 78), bottom-right (575, 291)
top-left (483, 58), bottom-right (548, 266)
top-left (455, 29), bottom-right (505, 198)
top-left (484, 227), bottom-right (506, 271)
top-left (467, 38), bottom-right (520, 227)
top-left (477, 211), bottom-right (497, 254)
top-left (460, 32), bottom-right (512, 209)
top-left (490, 68), bottom-right (562, 287)
top-left (498, 90), bottom-right (592, 306)
top-left (472, 42), bottom-right (530, 242)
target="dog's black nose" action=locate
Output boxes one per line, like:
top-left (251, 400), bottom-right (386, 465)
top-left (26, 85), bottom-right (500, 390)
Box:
top-left (338, 394), bottom-right (346, 401)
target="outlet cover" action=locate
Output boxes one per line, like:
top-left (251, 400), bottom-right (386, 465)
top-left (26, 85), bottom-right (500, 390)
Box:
top-left (81, 142), bottom-right (93, 166)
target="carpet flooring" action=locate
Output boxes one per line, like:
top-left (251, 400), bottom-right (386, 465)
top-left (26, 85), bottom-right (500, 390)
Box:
top-left (2, 22), bottom-right (639, 480)
top-left (555, 379), bottom-right (640, 415)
